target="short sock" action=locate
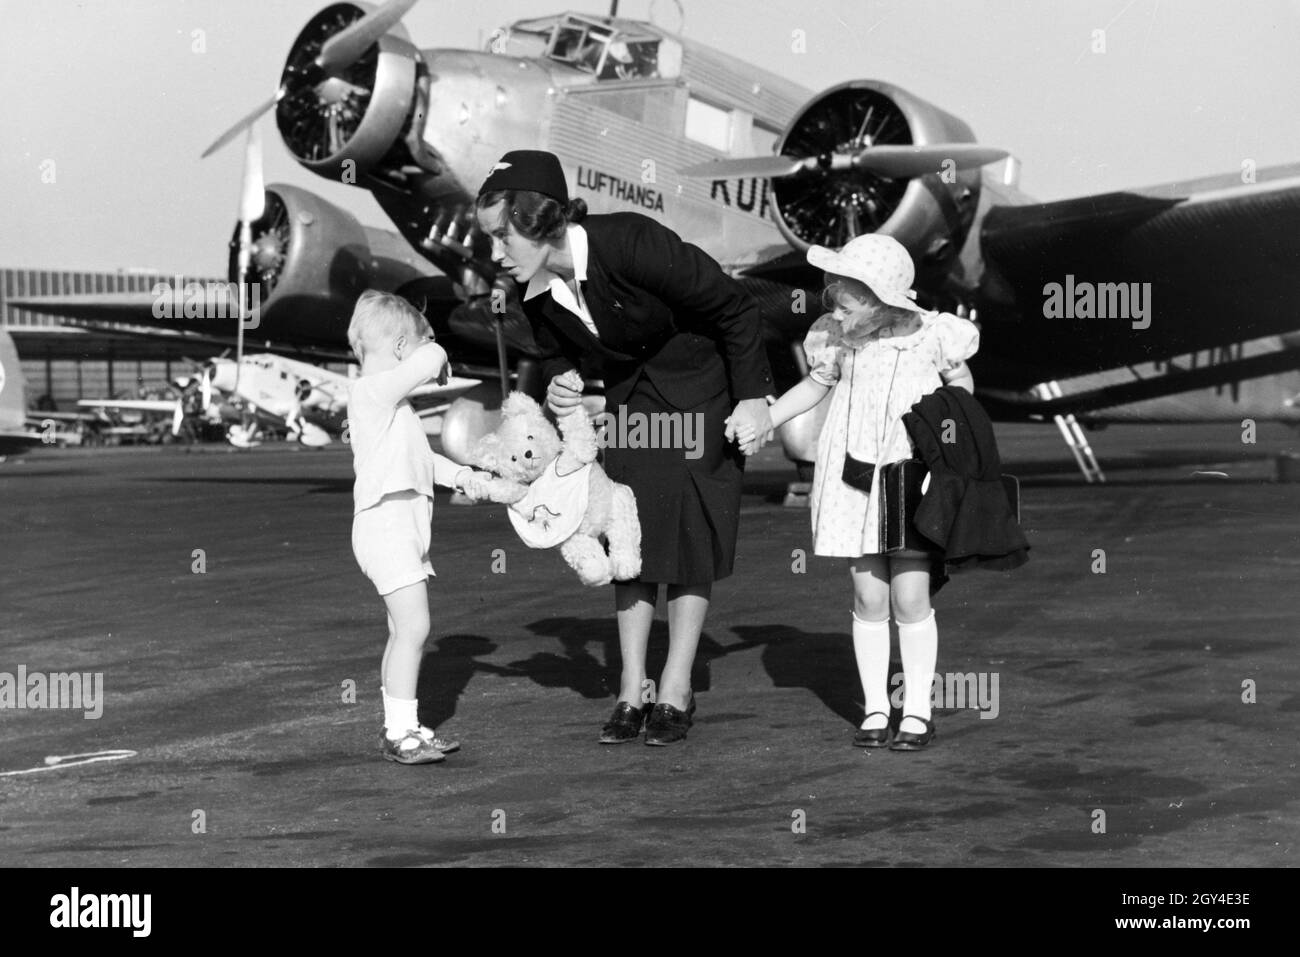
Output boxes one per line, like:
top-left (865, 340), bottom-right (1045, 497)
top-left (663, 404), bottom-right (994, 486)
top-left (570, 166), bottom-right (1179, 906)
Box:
top-left (852, 611), bottom-right (892, 730)
top-left (382, 687), bottom-right (419, 741)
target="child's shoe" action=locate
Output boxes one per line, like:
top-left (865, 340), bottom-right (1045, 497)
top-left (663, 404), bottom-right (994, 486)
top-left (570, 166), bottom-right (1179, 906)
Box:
top-left (380, 729), bottom-right (446, 764)
top-left (417, 725), bottom-right (460, 754)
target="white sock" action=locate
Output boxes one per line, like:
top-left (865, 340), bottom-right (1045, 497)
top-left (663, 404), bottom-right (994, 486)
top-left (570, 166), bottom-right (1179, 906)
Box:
top-left (852, 611), bottom-right (892, 730)
top-left (898, 610), bottom-right (938, 732)
top-left (382, 687), bottom-right (419, 740)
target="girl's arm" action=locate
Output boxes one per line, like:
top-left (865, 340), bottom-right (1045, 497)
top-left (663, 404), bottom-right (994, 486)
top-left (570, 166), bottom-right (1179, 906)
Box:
top-left (768, 375), bottom-right (832, 430)
top-left (941, 361), bottom-right (974, 394)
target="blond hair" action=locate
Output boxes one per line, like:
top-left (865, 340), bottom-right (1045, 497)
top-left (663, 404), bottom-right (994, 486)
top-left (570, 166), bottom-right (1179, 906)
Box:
top-left (347, 290), bottom-right (432, 358)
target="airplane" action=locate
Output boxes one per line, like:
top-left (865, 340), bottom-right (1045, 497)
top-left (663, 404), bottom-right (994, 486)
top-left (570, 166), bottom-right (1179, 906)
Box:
top-left (16, 1), bottom-right (1300, 484)
top-left (1, 354), bottom-right (185, 454)
top-left (1, 330), bottom-right (50, 456)
top-left (1, 331), bottom-right (177, 451)
top-left (78, 351), bottom-right (481, 448)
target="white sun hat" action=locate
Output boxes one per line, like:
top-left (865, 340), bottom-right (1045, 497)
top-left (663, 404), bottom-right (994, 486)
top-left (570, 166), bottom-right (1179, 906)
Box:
top-left (807, 234), bottom-right (924, 312)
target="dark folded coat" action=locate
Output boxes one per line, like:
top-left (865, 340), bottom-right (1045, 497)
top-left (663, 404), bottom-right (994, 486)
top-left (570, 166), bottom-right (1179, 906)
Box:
top-left (903, 386), bottom-right (1029, 573)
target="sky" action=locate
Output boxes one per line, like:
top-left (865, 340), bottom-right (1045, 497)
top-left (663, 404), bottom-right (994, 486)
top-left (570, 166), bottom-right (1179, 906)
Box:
top-left (3, 0), bottom-right (1300, 276)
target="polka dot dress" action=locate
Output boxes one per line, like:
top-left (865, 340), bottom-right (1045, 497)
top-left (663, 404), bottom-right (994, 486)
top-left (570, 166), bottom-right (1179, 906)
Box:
top-left (803, 310), bottom-right (979, 557)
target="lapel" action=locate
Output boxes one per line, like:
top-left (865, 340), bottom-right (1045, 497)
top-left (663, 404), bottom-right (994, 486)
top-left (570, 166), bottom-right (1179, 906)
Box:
top-left (538, 285), bottom-right (600, 350)
top-left (538, 236), bottom-right (636, 361)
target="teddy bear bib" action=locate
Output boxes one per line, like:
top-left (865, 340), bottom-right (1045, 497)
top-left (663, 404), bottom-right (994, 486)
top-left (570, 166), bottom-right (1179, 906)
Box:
top-left (507, 459), bottom-right (593, 549)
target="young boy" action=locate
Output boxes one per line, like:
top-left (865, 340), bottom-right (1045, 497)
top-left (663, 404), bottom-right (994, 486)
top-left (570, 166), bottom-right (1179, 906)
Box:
top-left (347, 290), bottom-right (489, 764)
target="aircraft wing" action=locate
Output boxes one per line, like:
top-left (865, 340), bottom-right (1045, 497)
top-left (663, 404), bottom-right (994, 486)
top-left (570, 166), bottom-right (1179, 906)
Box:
top-left (77, 399), bottom-right (179, 414)
top-left (976, 162), bottom-right (1300, 390)
top-left (27, 410), bottom-right (96, 423)
top-left (0, 431), bottom-right (47, 454)
top-left (8, 289), bottom-right (239, 330)
top-left (408, 376), bottom-right (482, 402)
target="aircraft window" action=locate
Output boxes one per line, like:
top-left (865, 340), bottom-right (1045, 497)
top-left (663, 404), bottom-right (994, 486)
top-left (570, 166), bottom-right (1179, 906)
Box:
top-left (551, 26), bottom-right (584, 60)
top-left (539, 18), bottom-right (671, 80)
top-left (685, 96), bottom-right (732, 152)
top-left (550, 25), bottom-right (608, 73)
top-left (595, 39), bottom-right (663, 79)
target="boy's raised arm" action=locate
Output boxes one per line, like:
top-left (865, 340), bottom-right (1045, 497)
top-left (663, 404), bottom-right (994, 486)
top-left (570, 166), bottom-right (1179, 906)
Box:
top-left (370, 340), bottom-right (449, 407)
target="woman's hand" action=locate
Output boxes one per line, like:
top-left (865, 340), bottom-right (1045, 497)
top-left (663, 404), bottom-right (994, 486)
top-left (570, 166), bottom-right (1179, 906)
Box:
top-left (546, 371), bottom-right (584, 416)
top-left (725, 397), bottom-right (773, 453)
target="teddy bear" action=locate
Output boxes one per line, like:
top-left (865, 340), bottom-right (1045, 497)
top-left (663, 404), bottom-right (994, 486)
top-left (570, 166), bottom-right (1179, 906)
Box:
top-left (468, 377), bottom-right (641, 587)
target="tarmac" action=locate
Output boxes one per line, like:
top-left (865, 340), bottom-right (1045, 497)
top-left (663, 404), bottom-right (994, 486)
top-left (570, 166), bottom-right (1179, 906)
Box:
top-left (1, 422), bottom-right (1297, 867)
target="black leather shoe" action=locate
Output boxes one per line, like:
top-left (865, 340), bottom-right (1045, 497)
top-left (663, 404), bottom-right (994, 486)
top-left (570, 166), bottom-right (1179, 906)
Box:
top-left (599, 701), bottom-right (648, 744)
top-left (889, 716), bottom-right (936, 751)
top-left (852, 711), bottom-right (891, 748)
top-left (644, 695), bottom-right (695, 746)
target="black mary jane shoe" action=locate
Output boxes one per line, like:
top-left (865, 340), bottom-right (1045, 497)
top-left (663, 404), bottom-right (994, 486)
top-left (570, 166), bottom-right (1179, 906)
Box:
top-left (852, 711), bottom-right (892, 748)
top-left (599, 701), bottom-right (649, 744)
top-left (644, 695), bottom-right (696, 746)
top-left (889, 716), bottom-right (936, 751)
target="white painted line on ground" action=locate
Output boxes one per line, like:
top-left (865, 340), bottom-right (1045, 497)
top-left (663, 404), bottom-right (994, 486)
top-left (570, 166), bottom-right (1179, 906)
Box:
top-left (0, 750), bottom-right (137, 776)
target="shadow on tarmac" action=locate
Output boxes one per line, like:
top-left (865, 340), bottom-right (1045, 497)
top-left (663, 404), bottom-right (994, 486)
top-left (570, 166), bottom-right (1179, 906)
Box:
top-left (415, 618), bottom-right (900, 731)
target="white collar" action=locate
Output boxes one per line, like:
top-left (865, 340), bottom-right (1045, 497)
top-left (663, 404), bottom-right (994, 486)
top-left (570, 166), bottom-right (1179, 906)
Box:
top-left (523, 223), bottom-right (588, 302)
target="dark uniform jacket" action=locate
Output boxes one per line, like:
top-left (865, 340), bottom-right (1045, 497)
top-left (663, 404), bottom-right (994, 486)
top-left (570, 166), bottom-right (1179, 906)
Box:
top-left (521, 212), bottom-right (773, 410)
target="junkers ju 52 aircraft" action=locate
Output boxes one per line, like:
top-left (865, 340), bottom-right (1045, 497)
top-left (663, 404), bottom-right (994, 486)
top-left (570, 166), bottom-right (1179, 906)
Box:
top-left (26, 1), bottom-right (1300, 480)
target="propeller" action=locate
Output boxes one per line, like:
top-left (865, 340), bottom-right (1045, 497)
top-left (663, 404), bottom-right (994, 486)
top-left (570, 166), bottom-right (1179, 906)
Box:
top-left (316, 0), bottom-right (418, 74)
top-left (201, 92), bottom-right (285, 160)
top-left (200, 0), bottom-right (420, 158)
top-left (171, 399), bottom-right (185, 437)
top-left (681, 143), bottom-right (1009, 181)
top-left (233, 126), bottom-right (265, 396)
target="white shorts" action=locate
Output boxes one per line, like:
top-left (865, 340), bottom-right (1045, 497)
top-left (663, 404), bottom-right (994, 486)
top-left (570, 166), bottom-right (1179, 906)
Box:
top-left (352, 491), bottom-right (434, 596)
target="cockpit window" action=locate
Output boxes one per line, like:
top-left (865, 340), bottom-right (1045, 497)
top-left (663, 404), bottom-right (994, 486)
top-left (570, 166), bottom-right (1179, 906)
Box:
top-left (496, 15), bottom-right (679, 81)
top-left (601, 39), bottom-right (663, 79)
top-left (549, 25), bottom-right (592, 64)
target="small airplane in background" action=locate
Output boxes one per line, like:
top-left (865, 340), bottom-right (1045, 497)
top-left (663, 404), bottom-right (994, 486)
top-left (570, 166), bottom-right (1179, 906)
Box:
top-left (3, 331), bottom-right (186, 451)
top-left (4, 325), bottom-right (480, 457)
top-left (1, 330), bottom-right (48, 456)
top-left (78, 351), bottom-right (480, 449)
top-left (15, 1), bottom-right (1300, 482)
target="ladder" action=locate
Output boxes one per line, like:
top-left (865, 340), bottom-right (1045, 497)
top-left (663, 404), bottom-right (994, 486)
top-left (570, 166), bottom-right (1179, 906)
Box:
top-left (1034, 381), bottom-right (1105, 483)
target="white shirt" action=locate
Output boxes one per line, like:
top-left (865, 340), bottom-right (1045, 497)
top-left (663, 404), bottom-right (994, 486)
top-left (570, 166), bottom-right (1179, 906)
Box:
top-left (348, 366), bottom-right (465, 514)
top-left (523, 223), bottom-right (599, 339)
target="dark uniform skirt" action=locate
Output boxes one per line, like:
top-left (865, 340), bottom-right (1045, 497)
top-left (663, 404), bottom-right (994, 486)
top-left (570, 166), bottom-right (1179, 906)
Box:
top-left (601, 374), bottom-right (745, 586)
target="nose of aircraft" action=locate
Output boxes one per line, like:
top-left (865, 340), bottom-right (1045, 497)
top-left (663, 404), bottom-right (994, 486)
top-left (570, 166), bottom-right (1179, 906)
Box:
top-left (208, 359), bottom-right (238, 395)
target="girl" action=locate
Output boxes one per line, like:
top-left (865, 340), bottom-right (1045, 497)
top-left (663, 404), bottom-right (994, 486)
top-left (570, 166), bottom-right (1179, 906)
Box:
top-left (737, 234), bottom-right (978, 751)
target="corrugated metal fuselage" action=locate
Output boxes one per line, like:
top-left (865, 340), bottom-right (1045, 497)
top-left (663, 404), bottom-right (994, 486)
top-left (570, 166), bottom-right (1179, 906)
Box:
top-left (403, 45), bottom-right (810, 269)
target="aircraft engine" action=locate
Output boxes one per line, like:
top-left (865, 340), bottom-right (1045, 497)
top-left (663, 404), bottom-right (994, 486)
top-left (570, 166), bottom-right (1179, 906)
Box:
top-left (227, 183), bottom-right (374, 340)
top-left (770, 81), bottom-right (985, 268)
top-left (274, 2), bottom-right (420, 182)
